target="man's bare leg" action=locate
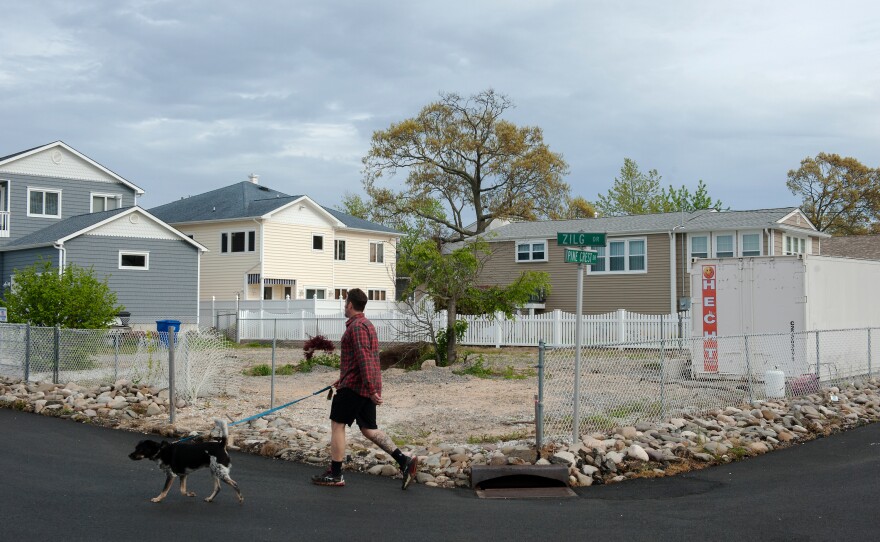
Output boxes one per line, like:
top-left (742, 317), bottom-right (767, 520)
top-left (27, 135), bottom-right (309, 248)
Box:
top-left (331, 420), bottom-right (347, 462)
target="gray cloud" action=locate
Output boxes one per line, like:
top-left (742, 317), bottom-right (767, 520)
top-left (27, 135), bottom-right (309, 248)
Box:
top-left (2, 0), bottom-right (878, 213)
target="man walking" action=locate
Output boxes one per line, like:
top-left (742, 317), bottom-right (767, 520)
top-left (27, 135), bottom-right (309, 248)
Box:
top-left (311, 288), bottom-right (419, 489)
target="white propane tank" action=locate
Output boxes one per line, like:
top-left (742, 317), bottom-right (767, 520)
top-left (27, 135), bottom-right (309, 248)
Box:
top-left (765, 370), bottom-right (786, 398)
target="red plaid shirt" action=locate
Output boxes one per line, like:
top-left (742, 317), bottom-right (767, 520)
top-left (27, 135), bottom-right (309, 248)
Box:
top-left (336, 313), bottom-right (381, 398)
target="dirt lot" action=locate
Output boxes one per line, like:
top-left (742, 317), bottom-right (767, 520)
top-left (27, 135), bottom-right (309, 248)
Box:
top-left (176, 344), bottom-right (542, 446)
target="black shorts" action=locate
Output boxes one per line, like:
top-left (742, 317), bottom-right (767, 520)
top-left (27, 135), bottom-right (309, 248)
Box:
top-left (329, 388), bottom-right (378, 430)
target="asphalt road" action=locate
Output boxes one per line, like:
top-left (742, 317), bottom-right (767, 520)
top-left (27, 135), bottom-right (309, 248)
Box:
top-left (1, 408), bottom-right (878, 541)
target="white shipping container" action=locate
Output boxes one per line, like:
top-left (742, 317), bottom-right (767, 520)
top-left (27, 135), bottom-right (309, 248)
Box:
top-left (690, 255), bottom-right (880, 378)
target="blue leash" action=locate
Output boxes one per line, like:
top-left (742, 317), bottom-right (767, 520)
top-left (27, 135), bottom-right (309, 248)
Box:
top-left (174, 385), bottom-right (333, 443)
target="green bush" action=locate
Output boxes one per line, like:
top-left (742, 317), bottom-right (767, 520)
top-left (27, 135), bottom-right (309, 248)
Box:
top-left (2, 259), bottom-right (123, 328)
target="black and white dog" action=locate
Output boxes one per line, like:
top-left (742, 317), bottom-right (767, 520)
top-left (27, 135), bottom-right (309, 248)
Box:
top-left (129, 419), bottom-right (243, 504)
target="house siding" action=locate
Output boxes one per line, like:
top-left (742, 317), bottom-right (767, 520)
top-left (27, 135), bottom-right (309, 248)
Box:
top-left (175, 220), bottom-right (261, 300)
top-left (65, 236), bottom-right (199, 324)
top-left (480, 233), bottom-right (671, 315)
top-left (0, 172), bottom-right (138, 245)
top-left (0, 247), bottom-right (59, 289)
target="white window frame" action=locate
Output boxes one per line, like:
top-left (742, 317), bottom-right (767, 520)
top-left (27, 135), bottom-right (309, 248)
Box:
top-left (118, 251), bottom-right (149, 270)
top-left (590, 237), bottom-right (647, 274)
top-left (305, 287), bottom-right (326, 300)
top-left (739, 231), bottom-right (762, 257)
top-left (689, 234), bottom-right (709, 261)
top-left (712, 232), bottom-right (736, 258)
top-left (27, 187), bottom-right (62, 218)
top-left (368, 289), bottom-right (387, 301)
top-left (515, 239), bottom-right (548, 263)
top-left (334, 239), bottom-right (346, 261)
top-left (783, 234), bottom-right (809, 255)
top-left (220, 230), bottom-right (256, 254)
top-left (312, 234), bottom-right (324, 252)
top-left (334, 287), bottom-right (349, 300)
top-left (90, 192), bottom-right (122, 213)
top-left (370, 241), bottom-right (385, 263)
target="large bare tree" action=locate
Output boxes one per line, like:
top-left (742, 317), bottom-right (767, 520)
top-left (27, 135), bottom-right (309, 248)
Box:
top-left (786, 153), bottom-right (880, 234)
top-left (362, 89), bottom-right (570, 242)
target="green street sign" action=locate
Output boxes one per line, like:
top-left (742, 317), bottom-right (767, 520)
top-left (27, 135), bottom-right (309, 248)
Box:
top-left (565, 249), bottom-right (598, 264)
top-left (557, 232), bottom-right (606, 247)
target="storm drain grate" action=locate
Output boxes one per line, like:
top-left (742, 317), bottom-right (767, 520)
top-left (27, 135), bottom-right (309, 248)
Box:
top-left (471, 464), bottom-right (577, 499)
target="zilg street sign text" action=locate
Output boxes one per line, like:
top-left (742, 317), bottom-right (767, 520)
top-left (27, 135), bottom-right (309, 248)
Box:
top-left (557, 232), bottom-right (606, 246)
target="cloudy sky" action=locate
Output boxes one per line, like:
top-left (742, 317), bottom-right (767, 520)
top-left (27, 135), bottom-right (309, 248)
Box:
top-left (2, 1), bottom-right (879, 215)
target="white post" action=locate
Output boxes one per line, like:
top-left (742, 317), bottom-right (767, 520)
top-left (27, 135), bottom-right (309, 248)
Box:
top-left (617, 308), bottom-right (627, 349)
top-left (573, 262), bottom-right (584, 444)
top-left (553, 309), bottom-right (563, 346)
top-left (495, 311), bottom-right (503, 348)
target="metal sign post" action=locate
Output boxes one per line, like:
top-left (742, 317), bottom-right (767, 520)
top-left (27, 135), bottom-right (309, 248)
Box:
top-left (557, 231), bottom-right (606, 444)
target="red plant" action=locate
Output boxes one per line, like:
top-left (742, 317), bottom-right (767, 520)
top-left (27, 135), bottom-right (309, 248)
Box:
top-left (304, 334), bottom-right (335, 360)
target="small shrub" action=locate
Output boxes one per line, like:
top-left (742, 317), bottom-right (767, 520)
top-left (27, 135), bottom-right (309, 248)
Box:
top-left (453, 355), bottom-right (494, 378)
top-left (244, 364), bottom-right (271, 376)
top-left (304, 334), bottom-right (335, 360)
top-left (297, 353), bottom-right (341, 372)
top-left (467, 430), bottom-right (528, 444)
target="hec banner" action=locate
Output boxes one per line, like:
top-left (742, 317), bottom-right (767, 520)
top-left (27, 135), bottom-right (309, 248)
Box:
top-left (701, 265), bottom-right (719, 372)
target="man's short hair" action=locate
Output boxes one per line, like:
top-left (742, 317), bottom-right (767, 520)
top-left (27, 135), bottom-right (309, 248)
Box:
top-left (348, 288), bottom-right (368, 311)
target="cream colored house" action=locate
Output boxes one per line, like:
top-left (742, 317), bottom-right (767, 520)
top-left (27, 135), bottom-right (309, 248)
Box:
top-left (149, 178), bottom-right (399, 302)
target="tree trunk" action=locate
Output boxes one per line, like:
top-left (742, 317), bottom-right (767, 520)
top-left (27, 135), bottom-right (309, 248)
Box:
top-left (446, 298), bottom-right (457, 365)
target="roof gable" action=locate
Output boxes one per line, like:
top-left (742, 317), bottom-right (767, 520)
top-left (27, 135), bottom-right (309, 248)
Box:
top-left (0, 141), bottom-right (144, 195)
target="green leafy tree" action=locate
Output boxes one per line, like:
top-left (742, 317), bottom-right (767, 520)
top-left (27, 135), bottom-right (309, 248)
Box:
top-left (656, 180), bottom-right (724, 213)
top-left (594, 158), bottom-right (663, 216)
top-left (596, 159), bottom-right (723, 216)
top-left (786, 152), bottom-right (880, 234)
top-left (404, 238), bottom-right (550, 365)
top-left (2, 260), bottom-right (124, 328)
top-left (362, 89), bottom-right (571, 242)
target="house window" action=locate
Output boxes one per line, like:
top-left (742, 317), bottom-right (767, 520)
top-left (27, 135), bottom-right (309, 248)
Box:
top-left (119, 251), bottom-right (149, 270)
top-left (91, 193), bottom-right (121, 212)
top-left (334, 288), bottom-right (348, 300)
top-left (305, 288), bottom-right (325, 299)
top-left (313, 235), bottom-right (324, 251)
top-left (334, 239), bottom-right (346, 261)
top-left (221, 231), bottom-right (256, 253)
top-left (591, 238), bottom-right (647, 273)
top-left (516, 240), bottom-right (547, 262)
top-left (27, 188), bottom-right (61, 218)
top-left (690, 236), bottom-right (708, 259)
top-left (784, 235), bottom-right (807, 255)
top-left (368, 289), bottom-right (386, 301)
top-left (741, 233), bottom-right (761, 256)
top-left (370, 242), bottom-right (384, 263)
top-left (263, 286), bottom-right (273, 300)
top-left (284, 286), bottom-right (292, 299)
top-left (714, 234), bottom-right (734, 258)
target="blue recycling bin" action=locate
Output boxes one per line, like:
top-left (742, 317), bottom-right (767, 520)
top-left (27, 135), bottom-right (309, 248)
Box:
top-left (156, 319), bottom-right (181, 346)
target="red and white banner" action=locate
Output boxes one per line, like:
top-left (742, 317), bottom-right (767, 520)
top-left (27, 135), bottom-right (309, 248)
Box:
top-left (701, 265), bottom-right (718, 372)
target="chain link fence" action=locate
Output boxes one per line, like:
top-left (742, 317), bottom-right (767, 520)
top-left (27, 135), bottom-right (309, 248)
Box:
top-left (539, 327), bottom-right (880, 442)
top-left (0, 324), bottom-right (240, 403)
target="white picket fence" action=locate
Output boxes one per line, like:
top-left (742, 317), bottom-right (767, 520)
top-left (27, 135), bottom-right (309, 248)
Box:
top-left (230, 307), bottom-right (691, 347)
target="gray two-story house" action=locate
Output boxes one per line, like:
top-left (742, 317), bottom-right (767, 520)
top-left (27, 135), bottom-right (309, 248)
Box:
top-left (0, 141), bottom-right (206, 327)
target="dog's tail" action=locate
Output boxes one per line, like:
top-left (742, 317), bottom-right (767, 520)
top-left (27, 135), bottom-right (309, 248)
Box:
top-left (214, 418), bottom-right (229, 448)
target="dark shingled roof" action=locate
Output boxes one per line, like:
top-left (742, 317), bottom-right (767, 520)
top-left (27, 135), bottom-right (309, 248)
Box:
top-left (149, 181), bottom-right (398, 234)
top-left (482, 207), bottom-right (825, 241)
top-left (821, 234), bottom-right (880, 260)
top-left (2, 207), bottom-right (130, 249)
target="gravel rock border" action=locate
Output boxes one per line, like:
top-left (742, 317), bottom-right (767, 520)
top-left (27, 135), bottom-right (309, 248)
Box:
top-left (2, 376), bottom-right (879, 489)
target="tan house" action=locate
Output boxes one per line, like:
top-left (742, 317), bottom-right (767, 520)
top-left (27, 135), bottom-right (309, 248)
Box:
top-left (150, 177), bottom-right (400, 302)
top-left (476, 207), bottom-right (829, 315)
